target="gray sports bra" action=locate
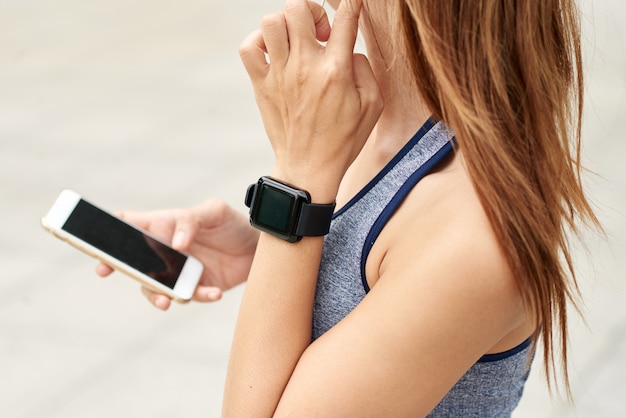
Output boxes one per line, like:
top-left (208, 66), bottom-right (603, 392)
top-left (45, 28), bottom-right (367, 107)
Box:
top-left (312, 118), bottom-right (533, 417)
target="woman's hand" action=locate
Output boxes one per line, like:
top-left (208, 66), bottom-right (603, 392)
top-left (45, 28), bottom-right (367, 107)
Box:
top-left (239, 0), bottom-right (383, 203)
top-left (222, 2), bottom-right (381, 415)
top-left (96, 200), bottom-right (259, 310)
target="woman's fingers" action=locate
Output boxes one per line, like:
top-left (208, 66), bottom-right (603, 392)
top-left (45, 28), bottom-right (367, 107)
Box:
top-left (310, 1), bottom-right (331, 42)
top-left (95, 262), bottom-right (114, 277)
top-left (172, 199), bottom-right (229, 250)
top-left (261, 13), bottom-right (289, 66)
top-left (193, 285), bottom-right (223, 302)
top-left (141, 286), bottom-right (172, 310)
top-left (170, 210), bottom-right (201, 250)
top-left (352, 52), bottom-right (383, 110)
top-left (283, 0), bottom-right (319, 52)
top-left (282, 1), bottom-right (331, 52)
top-left (140, 284), bottom-right (221, 309)
top-left (239, 29), bottom-right (269, 81)
top-left (325, 0), bottom-right (362, 62)
top-left (241, 0), bottom-right (331, 77)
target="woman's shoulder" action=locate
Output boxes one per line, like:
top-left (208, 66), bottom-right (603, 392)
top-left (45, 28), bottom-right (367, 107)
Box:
top-left (366, 149), bottom-right (534, 354)
top-left (367, 150), bottom-right (519, 299)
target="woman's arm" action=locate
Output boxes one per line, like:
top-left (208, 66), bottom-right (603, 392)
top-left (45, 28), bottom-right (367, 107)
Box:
top-left (223, 233), bottom-right (324, 416)
top-left (223, 0), bottom-right (382, 415)
top-left (225, 165), bottom-right (529, 416)
top-left (273, 213), bottom-right (528, 416)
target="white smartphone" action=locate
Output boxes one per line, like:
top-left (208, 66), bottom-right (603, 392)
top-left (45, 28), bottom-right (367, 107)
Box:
top-left (41, 189), bottom-right (203, 302)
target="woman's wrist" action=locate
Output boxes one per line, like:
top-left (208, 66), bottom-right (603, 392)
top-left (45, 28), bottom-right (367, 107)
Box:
top-left (270, 167), bottom-right (341, 204)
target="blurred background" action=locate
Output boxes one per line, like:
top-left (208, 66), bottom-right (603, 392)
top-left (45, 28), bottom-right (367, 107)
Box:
top-left (1, 0), bottom-right (624, 416)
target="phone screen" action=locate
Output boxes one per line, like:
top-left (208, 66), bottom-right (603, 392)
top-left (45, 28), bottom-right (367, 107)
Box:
top-left (62, 199), bottom-right (187, 289)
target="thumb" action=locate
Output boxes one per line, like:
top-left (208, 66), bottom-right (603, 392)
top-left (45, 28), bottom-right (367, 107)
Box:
top-left (171, 200), bottom-right (228, 250)
top-left (171, 211), bottom-right (202, 250)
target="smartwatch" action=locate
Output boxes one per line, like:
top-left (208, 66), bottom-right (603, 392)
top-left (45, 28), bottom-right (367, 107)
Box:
top-left (245, 176), bottom-right (336, 242)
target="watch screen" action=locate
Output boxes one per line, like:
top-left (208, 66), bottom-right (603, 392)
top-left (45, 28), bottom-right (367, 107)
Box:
top-left (256, 184), bottom-right (295, 233)
top-left (62, 199), bottom-right (187, 289)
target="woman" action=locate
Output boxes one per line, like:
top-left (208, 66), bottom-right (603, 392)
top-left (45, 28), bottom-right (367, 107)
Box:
top-left (98, 0), bottom-right (598, 416)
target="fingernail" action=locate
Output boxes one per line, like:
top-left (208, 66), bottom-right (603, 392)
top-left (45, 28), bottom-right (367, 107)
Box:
top-left (155, 297), bottom-right (169, 310)
top-left (207, 289), bottom-right (221, 300)
top-left (172, 230), bottom-right (186, 249)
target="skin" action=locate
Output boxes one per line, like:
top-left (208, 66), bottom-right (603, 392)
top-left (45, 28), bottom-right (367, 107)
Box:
top-left (100, 0), bottom-right (535, 415)
top-left (96, 201), bottom-right (258, 310)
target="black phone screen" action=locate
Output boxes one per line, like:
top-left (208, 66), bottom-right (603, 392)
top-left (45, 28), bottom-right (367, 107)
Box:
top-left (62, 199), bottom-right (187, 289)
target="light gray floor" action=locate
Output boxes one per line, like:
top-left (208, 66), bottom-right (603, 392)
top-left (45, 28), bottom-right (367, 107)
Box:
top-left (1, 1), bottom-right (624, 417)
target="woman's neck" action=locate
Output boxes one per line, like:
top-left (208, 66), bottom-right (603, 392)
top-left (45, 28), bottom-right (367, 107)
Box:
top-left (334, 4), bottom-right (433, 207)
top-left (361, 14), bottom-right (431, 155)
top-left (335, 28), bottom-right (431, 207)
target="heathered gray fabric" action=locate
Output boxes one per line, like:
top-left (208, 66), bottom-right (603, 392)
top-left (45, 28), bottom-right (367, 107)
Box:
top-left (427, 346), bottom-right (533, 417)
top-left (312, 119), bottom-right (533, 417)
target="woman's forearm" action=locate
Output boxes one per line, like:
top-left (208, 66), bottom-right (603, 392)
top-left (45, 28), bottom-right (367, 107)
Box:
top-left (225, 0), bottom-right (381, 411)
top-left (222, 233), bottom-right (324, 416)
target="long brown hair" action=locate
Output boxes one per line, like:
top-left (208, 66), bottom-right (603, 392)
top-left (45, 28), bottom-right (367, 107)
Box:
top-left (396, 0), bottom-right (599, 392)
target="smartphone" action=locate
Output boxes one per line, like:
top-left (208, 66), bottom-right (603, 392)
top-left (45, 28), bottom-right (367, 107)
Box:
top-left (41, 189), bottom-right (203, 302)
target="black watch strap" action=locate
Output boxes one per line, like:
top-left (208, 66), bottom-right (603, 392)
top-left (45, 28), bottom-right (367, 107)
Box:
top-left (296, 201), bottom-right (336, 237)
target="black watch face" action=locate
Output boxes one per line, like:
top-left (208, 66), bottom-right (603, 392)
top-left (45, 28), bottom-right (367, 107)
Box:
top-left (256, 184), bottom-right (295, 232)
top-left (250, 178), bottom-right (309, 242)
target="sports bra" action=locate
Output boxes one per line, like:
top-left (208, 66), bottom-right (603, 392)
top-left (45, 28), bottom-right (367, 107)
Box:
top-left (312, 117), bottom-right (533, 417)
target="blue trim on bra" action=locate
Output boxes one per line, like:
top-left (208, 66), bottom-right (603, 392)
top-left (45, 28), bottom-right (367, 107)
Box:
top-left (478, 337), bottom-right (533, 363)
top-left (333, 116), bottom-right (437, 219)
top-left (360, 140), bottom-right (454, 293)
